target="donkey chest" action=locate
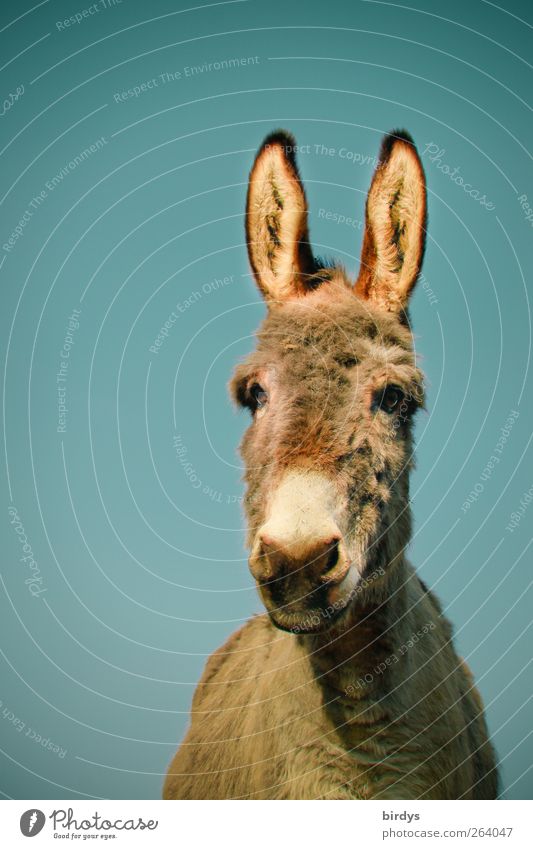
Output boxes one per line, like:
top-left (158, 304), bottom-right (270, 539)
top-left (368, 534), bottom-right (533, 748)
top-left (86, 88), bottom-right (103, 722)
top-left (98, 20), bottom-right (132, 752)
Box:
top-left (216, 680), bottom-right (467, 800)
top-left (192, 671), bottom-right (405, 799)
top-left (175, 660), bottom-right (469, 800)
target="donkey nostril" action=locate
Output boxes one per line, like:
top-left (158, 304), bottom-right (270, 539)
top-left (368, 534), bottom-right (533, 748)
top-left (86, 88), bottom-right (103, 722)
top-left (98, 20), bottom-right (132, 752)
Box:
top-left (249, 537), bottom-right (278, 583)
top-left (324, 539), bottom-right (340, 572)
top-left (320, 539), bottom-right (350, 586)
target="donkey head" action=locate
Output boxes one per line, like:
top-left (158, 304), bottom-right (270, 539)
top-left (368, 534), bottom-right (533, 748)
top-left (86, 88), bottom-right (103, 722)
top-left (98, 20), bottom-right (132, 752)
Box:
top-left (230, 130), bottom-right (427, 634)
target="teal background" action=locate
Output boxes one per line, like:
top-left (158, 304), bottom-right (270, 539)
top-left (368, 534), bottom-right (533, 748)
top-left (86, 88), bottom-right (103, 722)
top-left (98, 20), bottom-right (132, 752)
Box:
top-left (1, 0), bottom-right (532, 800)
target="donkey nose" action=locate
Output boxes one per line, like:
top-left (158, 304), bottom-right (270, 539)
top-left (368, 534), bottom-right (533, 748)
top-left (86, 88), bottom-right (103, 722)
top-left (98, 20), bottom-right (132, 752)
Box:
top-left (250, 530), bottom-right (350, 587)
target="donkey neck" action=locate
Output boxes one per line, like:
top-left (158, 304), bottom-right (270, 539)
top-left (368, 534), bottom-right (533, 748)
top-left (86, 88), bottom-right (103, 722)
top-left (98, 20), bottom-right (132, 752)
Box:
top-left (302, 556), bottom-right (413, 701)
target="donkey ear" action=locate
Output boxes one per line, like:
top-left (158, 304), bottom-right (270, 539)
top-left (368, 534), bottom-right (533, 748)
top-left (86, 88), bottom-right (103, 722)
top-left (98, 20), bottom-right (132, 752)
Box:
top-left (246, 131), bottom-right (315, 303)
top-left (355, 130), bottom-right (427, 314)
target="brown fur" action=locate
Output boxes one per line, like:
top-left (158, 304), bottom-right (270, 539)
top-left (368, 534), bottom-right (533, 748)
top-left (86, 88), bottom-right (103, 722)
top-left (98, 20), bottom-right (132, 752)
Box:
top-left (163, 130), bottom-right (499, 800)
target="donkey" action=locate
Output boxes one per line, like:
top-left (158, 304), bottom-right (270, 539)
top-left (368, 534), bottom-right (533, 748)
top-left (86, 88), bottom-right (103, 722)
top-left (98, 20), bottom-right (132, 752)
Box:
top-left (163, 129), bottom-right (499, 800)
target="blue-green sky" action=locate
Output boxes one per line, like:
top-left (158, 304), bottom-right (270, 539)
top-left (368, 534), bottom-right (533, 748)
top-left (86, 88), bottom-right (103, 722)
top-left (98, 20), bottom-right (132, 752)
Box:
top-left (1, 0), bottom-right (532, 800)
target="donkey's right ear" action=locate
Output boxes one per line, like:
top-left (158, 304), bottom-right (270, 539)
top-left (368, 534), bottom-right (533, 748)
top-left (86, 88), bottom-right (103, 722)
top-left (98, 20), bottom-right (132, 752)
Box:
top-left (246, 131), bottom-right (315, 303)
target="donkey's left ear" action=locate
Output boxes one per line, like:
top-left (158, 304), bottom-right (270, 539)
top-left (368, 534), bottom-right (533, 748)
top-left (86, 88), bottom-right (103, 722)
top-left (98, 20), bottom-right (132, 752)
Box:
top-left (246, 131), bottom-right (315, 303)
top-left (355, 130), bottom-right (427, 314)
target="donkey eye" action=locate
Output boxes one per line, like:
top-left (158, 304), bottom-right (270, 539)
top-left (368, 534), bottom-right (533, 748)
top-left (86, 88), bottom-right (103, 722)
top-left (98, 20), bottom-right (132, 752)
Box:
top-left (378, 385), bottom-right (403, 414)
top-left (249, 383), bottom-right (268, 411)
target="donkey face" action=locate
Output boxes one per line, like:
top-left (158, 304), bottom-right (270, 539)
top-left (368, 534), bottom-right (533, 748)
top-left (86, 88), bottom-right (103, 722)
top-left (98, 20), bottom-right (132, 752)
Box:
top-left (231, 131), bottom-right (427, 634)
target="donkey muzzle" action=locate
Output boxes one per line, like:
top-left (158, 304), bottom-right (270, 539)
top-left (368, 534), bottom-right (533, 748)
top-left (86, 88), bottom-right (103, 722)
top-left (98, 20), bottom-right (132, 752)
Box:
top-left (248, 470), bottom-right (356, 632)
top-left (251, 532), bottom-right (350, 581)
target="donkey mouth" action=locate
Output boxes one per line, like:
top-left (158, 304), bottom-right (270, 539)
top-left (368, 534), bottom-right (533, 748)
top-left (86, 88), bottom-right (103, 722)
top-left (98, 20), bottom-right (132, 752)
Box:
top-left (267, 602), bottom-right (352, 635)
top-left (261, 565), bottom-right (361, 635)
